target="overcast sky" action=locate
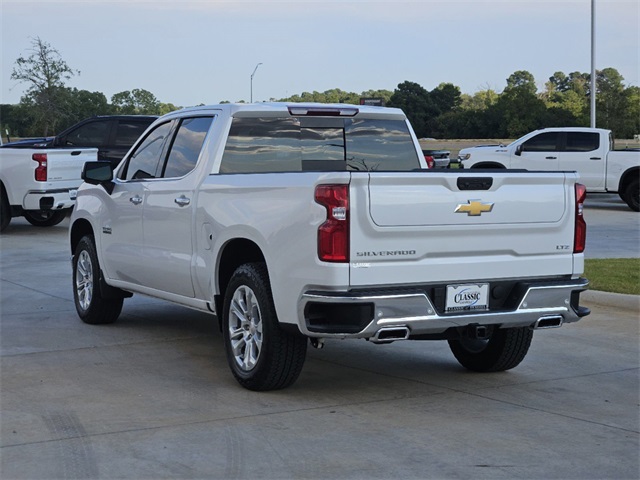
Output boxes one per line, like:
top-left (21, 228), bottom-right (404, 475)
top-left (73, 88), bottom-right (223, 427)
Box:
top-left (1, 0), bottom-right (638, 107)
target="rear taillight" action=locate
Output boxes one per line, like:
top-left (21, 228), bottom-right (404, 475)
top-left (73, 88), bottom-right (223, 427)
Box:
top-left (574, 183), bottom-right (587, 253)
top-left (424, 155), bottom-right (435, 169)
top-left (32, 153), bottom-right (48, 181)
top-left (315, 184), bottom-right (349, 262)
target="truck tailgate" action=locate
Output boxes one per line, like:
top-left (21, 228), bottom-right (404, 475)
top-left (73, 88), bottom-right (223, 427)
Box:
top-left (45, 148), bottom-right (98, 182)
top-left (349, 171), bottom-right (579, 286)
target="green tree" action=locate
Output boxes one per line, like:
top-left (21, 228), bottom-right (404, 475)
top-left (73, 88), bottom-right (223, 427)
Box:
top-left (10, 37), bottom-right (79, 135)
top-left (62, 89), bottom-right (111, 127)
top-left (111, 88), bottom-right (161, 114)
top-left (158, 102), bottom-right (181, 115)
top-left (430, 83), bottom-right (462, 114)
top-left (498, 70), bottom-right (547, 137)
top-left (388, 81), bottom-right (434, 138)
top-left (504, 70), bottom-right (537, 96)
top-left (595, 67), bottom-right (627, 135)
top-left (460, 88), bottom-right (499, 111)
top-left (621, 86), bottom-right (640, 138)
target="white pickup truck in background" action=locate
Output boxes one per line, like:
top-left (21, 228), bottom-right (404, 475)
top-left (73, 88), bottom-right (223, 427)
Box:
top-left (70, 103), bottom-right (590, 391)
top-left (0, 147), bottom-right (97, 231)
top-left (458, 127), bottom-right (640, 211)
top-left (0, 115), bottom-right (156, 232)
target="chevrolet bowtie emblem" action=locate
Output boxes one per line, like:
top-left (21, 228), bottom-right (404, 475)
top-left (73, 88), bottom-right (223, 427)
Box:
top-left (455, 200), bottom-right (494, 216)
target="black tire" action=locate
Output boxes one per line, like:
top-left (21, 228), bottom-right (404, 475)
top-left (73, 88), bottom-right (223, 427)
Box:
top-left (23, 209), bottom-right (67, 227)
top-left (72, 235), bottom-right (123, 324)
top-left (448, 327), bottom-right (533, 372)
top-left (0, 184), bottom-right (10, 232)
top-left (623, 178), bottom-right (639, 212)
top-left (222, 262), bottom-right (307, 391)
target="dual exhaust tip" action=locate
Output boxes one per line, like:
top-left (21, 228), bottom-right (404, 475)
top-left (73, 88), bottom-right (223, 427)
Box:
top-left (371, 326), bottom-right (410, 343)
top-left (370, 315), bottom-right (563, 344)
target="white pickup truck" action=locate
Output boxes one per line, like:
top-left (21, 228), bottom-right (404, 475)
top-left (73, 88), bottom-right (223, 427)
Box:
top-left (458, 127), bottom-right (640, 211)
top-left (70, 103), bottom-right (590, 391)
top-left (0, 147), bottom-right (98, 231)
top-left (0, 115), bottom-right (156, 232)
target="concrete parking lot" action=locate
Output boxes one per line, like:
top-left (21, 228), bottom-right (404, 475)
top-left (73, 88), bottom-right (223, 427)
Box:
top-left (1, 195), bottom-right (638, 479)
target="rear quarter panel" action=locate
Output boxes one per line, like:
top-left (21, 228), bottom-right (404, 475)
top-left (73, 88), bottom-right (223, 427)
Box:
top-left (194, 171), bottom-right (352, 326)
top-left (605, 150), bottom-right (640, 191)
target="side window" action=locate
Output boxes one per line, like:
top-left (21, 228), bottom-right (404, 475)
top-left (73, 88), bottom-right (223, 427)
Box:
top-left (114, 121), bottom-right (152, 147)
top-left (162, 117), bottom-right (214, 178)
top-left (63, 121), bottom-right (110, 147)
top-left (565, 132), bottom-right (599, 152)
top-left (521, 132), bottom-right (560, 152)
top-left (120, 122), bottom-right (173, 181)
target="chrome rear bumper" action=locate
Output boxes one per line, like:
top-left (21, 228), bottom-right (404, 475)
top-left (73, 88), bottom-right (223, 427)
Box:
top-left (299, 278), bottom-right (589, 339)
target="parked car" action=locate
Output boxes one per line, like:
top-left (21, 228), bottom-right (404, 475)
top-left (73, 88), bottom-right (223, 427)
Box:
top-left (422, 149), bottom-right (450, 168)
top-left (70, 103), bottom-right (589, 391)
top-left (0, 115), bottom-right (157, 231)
top-left (458, 127), bottom-right (640, 211)
top-left (1, 115), bottom-right (157, 167)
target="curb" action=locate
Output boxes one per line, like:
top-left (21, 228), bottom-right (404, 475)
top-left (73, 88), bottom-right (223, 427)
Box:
top-left (582, 290), bottom-right (640, 312)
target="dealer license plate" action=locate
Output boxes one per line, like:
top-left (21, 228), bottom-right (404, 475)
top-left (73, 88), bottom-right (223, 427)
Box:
top-left (445, 283), bottom-right (489, 313)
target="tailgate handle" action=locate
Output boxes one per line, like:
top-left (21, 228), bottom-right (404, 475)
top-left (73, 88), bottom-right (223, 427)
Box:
top-left (71, 150), bottom-right (82, 156)
top-left (457, 177), bottom-right (493, 191)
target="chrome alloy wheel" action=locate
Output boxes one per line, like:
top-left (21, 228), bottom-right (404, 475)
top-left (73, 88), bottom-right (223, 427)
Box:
top-left (75, 250), bottom-right (94, 311)
top-left (228, 285), bottom-right (263, 371)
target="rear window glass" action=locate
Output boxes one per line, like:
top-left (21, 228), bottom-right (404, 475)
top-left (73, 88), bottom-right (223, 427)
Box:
top-left (220, 117), bottom-right (420, 173)
top-left (114, 121), bottom-right (152, 147)
top-left (565, 132), bottom-right (599, 152)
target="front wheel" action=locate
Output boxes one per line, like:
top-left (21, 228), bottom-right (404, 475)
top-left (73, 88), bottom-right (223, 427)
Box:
top-left (222, 263), bottom-right (307, 391)
top-left (623, 178), bottom-right (639, 212)
top-left (23, 209), bottom-right (67, 227)
top-left (73, 235), bottom-right (123, 324)
top-left (448, 327), bottom-right (533, 372)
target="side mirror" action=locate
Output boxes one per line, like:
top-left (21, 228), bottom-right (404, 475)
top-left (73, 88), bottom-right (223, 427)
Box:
top-left (82, 161), bottom-right (114, 193)
top-left (515, 144), bottom-right (523, 156)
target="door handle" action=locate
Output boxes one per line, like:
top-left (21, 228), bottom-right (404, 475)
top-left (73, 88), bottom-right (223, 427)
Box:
top-left (589, 157), bottom-right (602, 160)
top-left (545, 156), bottom-right (557, 160)
top-left (130, 195), bottom-right (143, 205)
top-left (71, 150), bottom-right (82, 156)
top-left (174, 195), bottom-right (191, 207)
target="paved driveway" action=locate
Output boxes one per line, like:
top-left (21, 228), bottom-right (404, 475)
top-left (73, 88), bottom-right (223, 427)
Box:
top-left (1, 206), bottom-right (638, 479)
top-left (584, 193), bottom-right (640, 258)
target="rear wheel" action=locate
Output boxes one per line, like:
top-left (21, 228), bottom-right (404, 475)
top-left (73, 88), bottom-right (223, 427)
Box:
top-left (222, 262), bottom-right (307, 391)
top-left (23, 209), bottom-right (67, 227)
top-left (73, 235), bottom-right (123, 324)
top-left (448, 327), bottom-right (533, 372)
top-left (0, 184), bottom-right (10, 232)
top-left (623, 178), bottom-right (639, 212)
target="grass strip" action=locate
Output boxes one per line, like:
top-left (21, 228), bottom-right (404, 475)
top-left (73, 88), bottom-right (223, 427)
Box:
top-left (584, 258), bottom-right (640, 295)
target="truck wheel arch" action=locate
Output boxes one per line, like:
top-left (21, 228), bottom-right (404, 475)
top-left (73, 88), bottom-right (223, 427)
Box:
top-left (0, 181), bottom-right (10, 232)
top-left (618, 167), bottom-right (639, 196)
top-left (70, 219), bottom-right (95, 255)
top-left (216, 238), bottom-right (267, 317)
